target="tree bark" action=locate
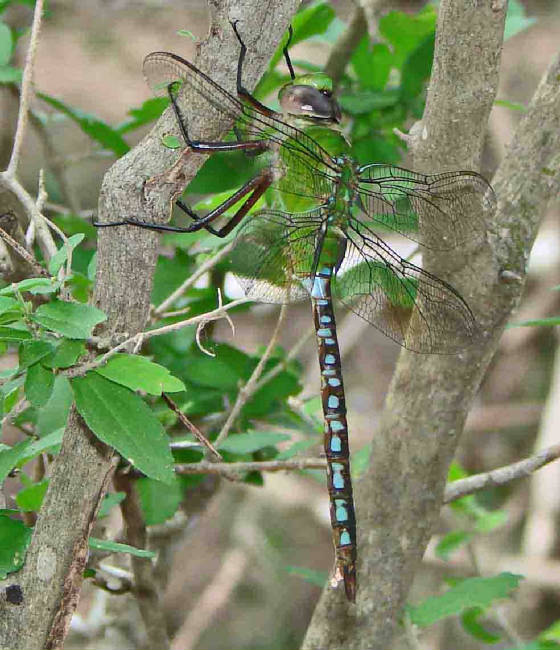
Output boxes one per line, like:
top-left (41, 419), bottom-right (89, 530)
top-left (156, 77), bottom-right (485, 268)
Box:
top-left (303, 2), bottom-right (559, 649)
top-left (0, 2), bottom-right (299, 648)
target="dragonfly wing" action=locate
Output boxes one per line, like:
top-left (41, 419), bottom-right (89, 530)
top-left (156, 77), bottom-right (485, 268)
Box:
top-left (143, 52), bottom-right (337, 203)
top-left (228, 209), bottom-right (325, 304)
top-left (356, 165), bottom-right (495, 250)
top-left (333, 222), bottom-right (479, 353)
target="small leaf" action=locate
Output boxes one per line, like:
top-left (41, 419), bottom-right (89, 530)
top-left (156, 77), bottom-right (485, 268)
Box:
top-left (504, 0), bottom-right (537, 40)
top-left (46, 339), bottom-right (86, 369)
top-left (96, 354), bottom-right (185, 395)
top-left (461, 607), bottom-right (501, 643)
top-left (32, 300), bottom-right (106, 338)
top-left (37, 375), bottom-right (73, 436)
top-left (509, 316), bottom-right (560, 328)
top-left (0, 439), bottom-right (32, 483)
top-left (24, 363), bottom-right (54, 407)
top-left (37, 92), bottom-right (130, 156)
top-left (0, 514), bottom-right (32, 578)
top-left (218, 431), bottom-right (290, 454)
top-left (162, 134), bottom-right (181, 149)
top-left (98, 492), bottom-right (126, 518)
top-left (177, 29), bottom-right (195, 39)
top-left (0, 277), bottom-right (57, 295)
top-left (15, 429), bottom-right (63, 467)
top-left (89, 537), bottom-right (156, 558)
top-left (16, 479), bottom-right (48, 512)
top-left (435, 530), bottom-right (473, 560)
top-left (19, 340), bottom-right (55, 369)
top-left (137, 476), bottom-right (182, 525)
top-left (48, 233), bottom-right (85, 275)
top-left (351, 443), bottom-right (371, 478)
top-left (494, 99), bottom-right (528, 113)
top-left (285, 565), bottom-right (327, 588)
top-left (72, 373), bottom-right (175, 484)
top-left (116, 97), bottom-right (168, 134)
top-left (0, 22), bottom-right (13, 65)
top-left (408, 573), bottom-right (523, 627)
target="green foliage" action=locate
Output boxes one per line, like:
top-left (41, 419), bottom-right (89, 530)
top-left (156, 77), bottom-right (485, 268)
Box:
top-left (218, 431), bottom-right (291, 454)
top-left (96, 354), bottom-right (185, 395)
top-left (136, 477), bottom-right (183, 525)
top-left (89, 537), bottom-right (156, 559)
top-left (407, 573), bottom-right (523, 627)
top-left (0, 514), bottom-right (31, 578)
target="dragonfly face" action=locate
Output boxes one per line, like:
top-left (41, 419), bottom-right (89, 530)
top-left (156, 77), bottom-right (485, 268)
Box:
top-left (278, 72), bottom-right (342, 125)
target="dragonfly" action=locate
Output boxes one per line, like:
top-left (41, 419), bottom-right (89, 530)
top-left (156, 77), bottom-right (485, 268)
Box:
top-left (96, 23), bottom-right (495, 603)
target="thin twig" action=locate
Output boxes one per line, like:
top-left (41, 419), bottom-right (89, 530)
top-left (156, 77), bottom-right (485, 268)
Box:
top-left (443, 443), bottom-right (560, 503)
top-left (64, 297), bottom-right (251, 378)
top-left (0, 217), bottom-right (48, 277)
top-left (153, 241), bottom-right (235, 316)
top-left (162, 393), bottom-right (223, 461)
top-left (174, 458), bottom-right (325, 475)
top-left (213, 304), bottom-right (288, 449)
top-left (6, 0), bottom-right (44, 177)
top-left (324, 5), bottom-right (367, 83)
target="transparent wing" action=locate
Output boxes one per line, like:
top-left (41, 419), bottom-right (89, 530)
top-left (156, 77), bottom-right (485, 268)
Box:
top-left (227, 209), bottom-right (325, 304)
top-left (333, 221), bottom-right (479, 353)
top-left (356, 164), bottom-right (495, 250)
top-left (143, 52), bottom-right (337, 205)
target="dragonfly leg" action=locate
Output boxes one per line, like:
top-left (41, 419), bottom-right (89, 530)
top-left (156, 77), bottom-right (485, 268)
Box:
top-left (231, 21), bottom-right (276, 117)
top-left (96, 169), bottom-right (272, 237)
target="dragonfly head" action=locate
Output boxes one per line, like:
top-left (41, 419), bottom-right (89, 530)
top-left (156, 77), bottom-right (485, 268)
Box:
top-left (278, 72), bottom-right (341, 125)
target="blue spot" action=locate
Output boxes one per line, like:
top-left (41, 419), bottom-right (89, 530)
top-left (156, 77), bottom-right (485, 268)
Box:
top-left (331, 420), bottom-right (344, 433)
top-left (316, 300), bottom-right (329, 306)
top-left (335, 500), bottom-right (348, 522)
top-left (340, 530), bottom-right (351, 546)
top-left (322, 369), bottom-right (336, 377)
top-left (317, 328), bottom-right (332, 337)
top-left (311, 277), bottom-right (327, 299)
top-left (320, 315), bottom-right (331, 324)
top-left (325, 338), bottom-right (336, 345)
top-left (330, 435), bottom-right (342, 452)
top-left (320, 267), bottom-right (332, 276)
top-left (324, 354), bottom-right (336, 365)
top-left (328, 378), bottom-right (341, 387)
top-left (331, 463), bottom-right (344, 489)
top-left (328, 395), bottom-right (339, 409)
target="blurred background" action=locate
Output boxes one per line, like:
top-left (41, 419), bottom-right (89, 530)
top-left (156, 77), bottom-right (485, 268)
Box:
top-left (1, 1), bottom-right (560, 648)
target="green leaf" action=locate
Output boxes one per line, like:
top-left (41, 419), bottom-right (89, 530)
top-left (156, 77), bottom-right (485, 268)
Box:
top-left (509, 316), bottom-right (560, 328)
top-left (461, 607), bottom-right (501, 643)
top-left (177, 29), bottom-right (195, 40)
top-left (19, 340), bottom-right (55, 369)
top-left (504, 0), bottom-right (537, 41)
top-left (37, 92), bottom-right (130, 156)
top-left (0, 296), bottom-right (18, 315)
top-left (37, 375), bottom-right (73, 436)
top-left (15, 429), bottom-right (63, 467)
top-left (89, 537), bottom-right (156, 559)
top-left (0, 439), bottom-right (31, 483)
top-left (46, 339), bottom-right (85, 369)
top-left (98, 492), bottom-right (126, 518)
top-left (48, 233), bottom-right (85, 275)
top-left (339, 89), bottom-right (400, 115)
top-left (0, 22), bottom-right (13, 65)
top-left (116, 97), bottom-right (168, 134)
top-left (352, 39), bottom-right (392, 91)
top-left (379, 6), bottom-right (437, 66)
top-left (137, 476), bottom-right (182, 525)
top-left (32, 300), bottom-right (106, 338)
top-left (218, 431), bottom-right (290, 454)
top-left (0, 64), bottom-right (21, 84)
top-left (435, 530), bottom-right (473, 560)
top-left (24, 362), bottom-right (54, 407)
top-left (182, 344), bottom-right (252, 391)
top-left (72, 372), bottom-right (175, 484)
top-left (0, 277), bottom-right (58, 295)
top-left (494, 98), bottom-right (528, 113)
top-left (16, 479), bottom-right (48, 512)
top-left (0, 326), bottom-right (31, 341)
top-left (408, 573), bottom-right (523, 627)
top-left (0, 515), bottom-right (32, 578)
top-left (96, 354), bottom-right (185, 395)
top-left (285, 565), bottom-right (327, 588)
top-left (162, 134), bottom-right (181, 149)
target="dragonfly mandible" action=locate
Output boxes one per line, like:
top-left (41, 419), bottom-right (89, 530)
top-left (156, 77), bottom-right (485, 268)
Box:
top-left (96, 22), bottom-right (495, 603)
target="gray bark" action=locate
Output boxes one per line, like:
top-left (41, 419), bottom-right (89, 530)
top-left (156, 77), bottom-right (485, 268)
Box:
top-left (0, 1), bottom-right (299, 648)
top-left (303, 2), bottom-right (560, 649)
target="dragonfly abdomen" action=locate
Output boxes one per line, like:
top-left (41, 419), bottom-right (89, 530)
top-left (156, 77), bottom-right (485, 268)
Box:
top-left (310, 268), bottom-right (357, 603)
